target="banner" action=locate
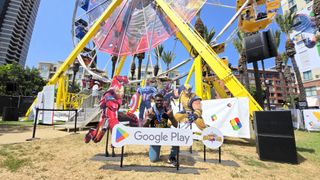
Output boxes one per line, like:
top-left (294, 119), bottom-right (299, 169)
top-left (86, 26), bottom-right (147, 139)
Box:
top-left (112, 124), bottom-right (193, 148)
top-left (41, 85), bottom-right (55, 124)
top-left (172, 98), bottom-right (250, 139)
top-left (303, 109), bottom-right (320, 131)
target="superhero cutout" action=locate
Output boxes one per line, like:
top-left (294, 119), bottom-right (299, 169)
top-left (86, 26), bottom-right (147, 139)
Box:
top-left (174, 84), bottom-right (207, 130)
top-left (133, 84), bottom-right (158, 126)
top-left (84, 76), bottom-right (138, 143)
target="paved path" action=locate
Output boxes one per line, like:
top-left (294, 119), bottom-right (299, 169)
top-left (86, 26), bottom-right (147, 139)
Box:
top-left (0, 126), bottom-right (81, 145)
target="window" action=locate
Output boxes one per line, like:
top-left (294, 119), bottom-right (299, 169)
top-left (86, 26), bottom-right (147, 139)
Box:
top-left (305, 87), bottom-right (317, 97)
top-left (303, 70), bottom-right (312, 81)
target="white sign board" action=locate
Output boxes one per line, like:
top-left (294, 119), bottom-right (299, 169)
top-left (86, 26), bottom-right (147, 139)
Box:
top-left (112, 124), bottom-right (193, 147)
top-left (202, 127), bottom-right (224, 149)
top-left (42, 85), bottom-right (55, 124)
top-left (303, 109), bottom-right (320, 131)
top-left (172, 98), bottom-right (250, 139)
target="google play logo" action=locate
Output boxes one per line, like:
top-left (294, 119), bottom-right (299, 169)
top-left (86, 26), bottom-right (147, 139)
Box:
top-left (116, 127), bottom-right (129, 143)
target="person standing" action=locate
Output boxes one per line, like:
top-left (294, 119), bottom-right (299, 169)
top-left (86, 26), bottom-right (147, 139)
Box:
top-left (143, 93), bottom-right (178, 166)
top-left (91, 81), bottom-right (101, 107)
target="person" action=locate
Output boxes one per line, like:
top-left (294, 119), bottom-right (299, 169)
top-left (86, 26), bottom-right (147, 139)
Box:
top-left (144, 93), bottom-right (179, 166)
top-left (91, 81), bottom-right (101, 107)
top-left (174, 84), bottom-right (207, 130)
top-left (136, 84), bottom-right (158, 126)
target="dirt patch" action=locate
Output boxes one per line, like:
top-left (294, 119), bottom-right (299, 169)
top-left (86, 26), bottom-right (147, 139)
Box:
top-left (0, 127), bottom-right (319, 179)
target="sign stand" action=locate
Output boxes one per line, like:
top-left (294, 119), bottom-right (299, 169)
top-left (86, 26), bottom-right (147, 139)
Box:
top-left (203, 145), bottom-right (222, 163)
top-left (119, 145), bottom-right (181, 170)
top-left (105, 128), bottom-right (116, 157)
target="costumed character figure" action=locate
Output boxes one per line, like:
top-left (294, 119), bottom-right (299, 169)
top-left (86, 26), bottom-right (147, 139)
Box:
top-left (136, 84), bottom-right (157, 126)
top-left (174, 84), bottom-right (207, 130)
top-left (160, 82), bottom-right (175, 109)
top-left (85, 76), bottom-right (138, 143)
top-left (144, 93), bottom-right (178, 166)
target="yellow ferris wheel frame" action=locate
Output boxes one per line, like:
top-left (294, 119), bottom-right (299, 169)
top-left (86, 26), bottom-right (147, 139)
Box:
top-left (26, 0), bottom-right (263, 118)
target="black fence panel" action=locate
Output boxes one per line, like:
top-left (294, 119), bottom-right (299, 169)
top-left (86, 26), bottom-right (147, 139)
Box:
top-left (0, 95), bottom-right (35, 117)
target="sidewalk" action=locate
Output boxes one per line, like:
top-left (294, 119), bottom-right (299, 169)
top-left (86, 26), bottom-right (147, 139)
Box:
top-left (0, 126), bottom-right (73, 145)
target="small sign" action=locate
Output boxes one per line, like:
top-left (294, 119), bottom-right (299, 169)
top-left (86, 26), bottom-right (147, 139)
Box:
top-left (112, 124), bottom-right (193, 147)
top-left (202, 127), bottom-right (224, 149)
top-left (298, 101), bottom-right (308, 110)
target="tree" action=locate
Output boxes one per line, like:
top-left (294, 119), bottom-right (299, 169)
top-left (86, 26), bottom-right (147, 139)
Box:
top-left (232, 31), bottom-right (250, 90)
top-left (130, 55), bottom-right (136, 80)
top-left (0, 63), bottom-right (46, 96)
top-left (71, 61), bottom-right (80, 92)
top-left (282, 53), bottom-right (295, 106)
top-left (273, 30), bottom-right (287, 100)
top-left (276, 12), bottom-right (307, 101)
top-left (136, 52), bottom-right (145, 81)
top-left (154, 44), bottom-right (163, 76)
top-left (162, 50), bottom-right (175, 76)
top-left (313, 0), bottom-right (320, 31)
top-left (111, 55), bottom-right (118, 78)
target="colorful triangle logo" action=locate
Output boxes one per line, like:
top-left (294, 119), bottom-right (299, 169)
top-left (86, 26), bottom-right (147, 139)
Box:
top-left (116, 127), bottom-right (129, 143)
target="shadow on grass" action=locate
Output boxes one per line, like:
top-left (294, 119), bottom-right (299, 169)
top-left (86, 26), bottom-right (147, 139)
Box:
top-left (99, 163), bottom-right (206, 174)
top-left (297, 147), bottom-right (315, 154)
top-left (194, 158), bottom-right (240, 167)
top-left (297, 153), bottom-right (306, 164)
top-left (0, 125), bottom-right (32, 135)
top-left (223, 138), bottom-right (255, 147)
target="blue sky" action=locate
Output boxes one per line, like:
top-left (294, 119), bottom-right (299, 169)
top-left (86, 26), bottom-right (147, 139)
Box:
top-left (26, 0), bottom-right (286, 80)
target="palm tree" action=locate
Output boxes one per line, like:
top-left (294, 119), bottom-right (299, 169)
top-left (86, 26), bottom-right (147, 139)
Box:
top-left (136, 52), bottom-right (145, 81)
top-left (111, 56), bottom-right (118, 78)
top-left (71, 61), bottom-right (80, 92)
top-left (273, 30), bottom-right (287, 100)
top-left (195, 10), bottom-right (205, 38)
top-left (130, 55), bottom-right (136, 80)
top-left (162, 50), bottom-right (175, 77)
top-left (203, 26), bottom-right (216, 76)
top-left (154, 44), bottom-right (163, 76)
top-left (282, 53), bottom-right (295, 106)
top-left (276, 12), bottom-right (307, 101)
top-left (232, 31), bottom-right (250, 90)
top-left (313, 0), bottom-right (320, 31)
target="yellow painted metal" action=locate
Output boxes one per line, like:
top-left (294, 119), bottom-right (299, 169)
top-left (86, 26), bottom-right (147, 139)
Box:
top-left (212, 80), bottom-right (228, 98)
top-left (115, 56), bottom-right (126, 76)
top-left (25, 0), bottom-right (124, 117)
top-left (156, 0), bottom-right (263, 116)
top-left (194, 56), bottom-right (203, 98)
top-left (185, 63), bottom-right (194, 85)
top-left (237, 0), bottom-right (280, 32)
top-left (203, 82), bottom-right (211, 100)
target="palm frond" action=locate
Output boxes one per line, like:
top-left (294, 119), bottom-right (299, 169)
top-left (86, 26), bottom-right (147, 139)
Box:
top-left (274, 30), bottom-right (281, 48)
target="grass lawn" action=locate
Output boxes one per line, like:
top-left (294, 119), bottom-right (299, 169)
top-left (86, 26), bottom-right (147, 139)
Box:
top-left (0, 125), bottom-right (319, 179)
top-left (295, 130), bottom-right (320, 163)
top-left (0, 119), bottom-right (34, 127)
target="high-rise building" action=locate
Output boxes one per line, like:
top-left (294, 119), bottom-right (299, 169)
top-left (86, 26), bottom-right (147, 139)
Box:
top-left (0, 0), bottom-right (41, 66)
top-left (281, 0), bottom-right (320, 107)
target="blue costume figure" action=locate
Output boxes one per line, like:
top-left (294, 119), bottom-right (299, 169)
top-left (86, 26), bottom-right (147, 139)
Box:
top-left (136, 86), bottom-right (157, 126)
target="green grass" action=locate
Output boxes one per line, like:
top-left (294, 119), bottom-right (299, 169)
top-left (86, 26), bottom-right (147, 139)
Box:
top-left (0, 120), bottom-right (34, 126)
top-left (0, 145), bottom-right (31, 172)
top-left (295, 130), bottom-right (320, 163)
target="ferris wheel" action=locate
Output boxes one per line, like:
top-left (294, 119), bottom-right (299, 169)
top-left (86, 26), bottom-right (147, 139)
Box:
top-left (68, 0), bottom-right (280, 114)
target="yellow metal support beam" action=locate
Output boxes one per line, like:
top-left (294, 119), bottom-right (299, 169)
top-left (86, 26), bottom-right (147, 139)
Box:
top-left (194, 56), bottom-right (203, 98)
top-left (156, 0), bottom-right (263, 116)
top-left (185, 63), bottom-right (194, 85)
top-left (25, 0), bottom-right (124, 117)
top-left (115, 56), bottom-right (126, 76)
top-left (212, 80), bottom-right (228, 98)
top-left (48, 0), bottom-right (123, 85)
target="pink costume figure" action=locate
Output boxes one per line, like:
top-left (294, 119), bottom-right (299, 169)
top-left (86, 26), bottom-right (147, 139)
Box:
top-left (85, 76), bottom-right (129, 143)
